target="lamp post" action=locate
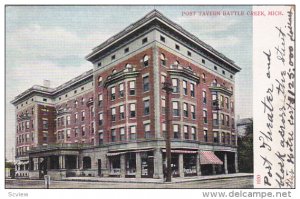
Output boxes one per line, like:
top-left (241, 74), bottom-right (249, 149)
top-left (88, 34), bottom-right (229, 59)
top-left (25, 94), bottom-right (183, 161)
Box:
top-left (162, 77), bottom-right (172, 182)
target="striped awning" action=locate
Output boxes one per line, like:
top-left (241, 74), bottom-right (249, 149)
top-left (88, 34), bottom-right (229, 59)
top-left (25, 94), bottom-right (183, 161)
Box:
top-left (162, 149), bottom-right (197, 154)
top-left (199, 151), bottom-right (223, 165)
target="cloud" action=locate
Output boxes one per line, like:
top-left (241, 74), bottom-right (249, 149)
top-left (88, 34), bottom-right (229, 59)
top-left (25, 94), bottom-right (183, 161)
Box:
top-left (6, 24), bottom-right (111, 63)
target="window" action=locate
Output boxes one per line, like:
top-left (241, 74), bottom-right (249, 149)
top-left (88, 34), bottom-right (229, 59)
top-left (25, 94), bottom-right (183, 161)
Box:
top-left (25, 121), bottom-right (29, 129)
top-left (232, 118), bottom-right (235, 129)
top-left (120, 105), bottom-right (125, 120)
top-left (142, 37), bottom-right (148, 44)
top-left (111, 108), bottom-right (116, 122)
top-left (120, 127), bottom-right (125, 141)
top-left (160, 53), bottom-right (166, 66)
top-left (112, 69), bottom-right (117, 73)
top-left (98, 94), bottom-right (103, 107)
top-left (43, 98), bottom-right (47, 102)
top-left (191, 127), bottom-right (196, 140)
top-left (222, 70), bottom-right (225, 75)
top-left (231, 101), bottom-right (234, 112)
top-left (162, 123), bottom-right (167, 138)
top-left (129, 103), bottom-right (136, 118)
top-left (212, 93), bottom-right (218, 107)
top-left (66, 129), bottom-right (71, 139)
top-left (91, 122), bottom-right (94, 134)
top-left (172, 101), bottom-right (179, 116)
top-left (124, 47), bottom-right (129, 54)
top-left (99, 113), bottom-right (103, 126)
top-left (191, 105), bottom-right (196, 119)
top-left (220, 95), bottom-right (224, 107)
top-left (222, 132), bottom-right (225, 143)
top-left (82, 126), bottom-right (85, 136)
top-left (160, 35), bottom-right (165, 42)
top-left (173, 124), bottom-right (180, 139)
top-left (75, 128), bottom-right (79, 137)
top-left (111, 55), bottom-right (115, 60)
top-left (213, 113), bottom-right (218, 126)
top-left (221, 113), bottom-right (225, 125)
top-left (82, 111), bottom-right (85, 121)
top-left (226, 115), bottom-right (230, 126)
top-left (202, 91), bottom-right (207, 104)
top-left (111, 129), bottom-right (116, 142)
top-left (99, 132), bottom-right (103, 145)
top-left (214, 66), bottom-right (218, 70)
top-left (81, 97), bottom-right (85, 105)
top-left (202, 59), bottom-right (205, 64)
top-left (204, 130), bottom-right (208, 142)
top-left (190, 83), bottom-right (195, 97)
top-left (143, 55), bottom-right (149, 67)
top-left (172, 78), bottom-right (179, 93)
top-left (161, 75), bottom-right (166, 83)
top-left (98, 76), bottom-right (102, 86)
top-left (202, 73), bottom-right (206, 83)
top-left (183, 103), bottom-right (188, 117)
top-left (111, 87), bottom-right (116, 100)
top-left (230, 74), bottom-right (233, 79)
top-left (42, 120), bottom-right (48, 130)
top-left (225, 97), bottom-right (229, 109)
top-left (74, 90), bottom-right (77, 94)
top-left (187, 51), bottom-right (192, 56)
top-left (97, 62), bottom-right (102, 67)
top-left (43, 132), bottom-right (48, 142)
top-left (161, 98), bottom-right (166, 113)
top-left (66, 115), bottom-right (70, 125)
top-left (129, 125), bottom-right (136, 140)
top-left (119, 83), bottom-right (124, 98)
top-left (203, 110), bottom-right (208, 123)
top-left (213, 131), bottom-right (219, 143)
top-left (144, 100), bottom-right (150, 115)
top-left (143, 76), bottom-right (149, 92)
top-left (183, 80), bottom-right (187, 95)
top-left (175, 44), bottom-right (180, 50)
top-left (213, 79), bottom-right (217, 85)
top-left (129, 81), bottom-right (135, 95)
top-left (144, 123), bottom-right (151, 139)
top-left (184, 125), bottom-right (189, 139)
top-left (74, 100), bottom-right (78, 108)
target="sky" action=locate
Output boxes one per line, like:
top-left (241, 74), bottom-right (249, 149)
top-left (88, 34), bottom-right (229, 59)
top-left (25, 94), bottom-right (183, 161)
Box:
top-left (5, 5), bottom-right (253, 161)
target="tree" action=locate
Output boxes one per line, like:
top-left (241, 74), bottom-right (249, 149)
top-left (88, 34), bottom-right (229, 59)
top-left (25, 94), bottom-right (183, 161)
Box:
top-left (238, 119), bottom-right (253, 173)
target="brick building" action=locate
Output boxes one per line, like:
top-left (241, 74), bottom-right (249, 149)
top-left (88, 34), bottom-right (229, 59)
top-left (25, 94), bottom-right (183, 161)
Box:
top-left (11, 10), bottom-right (240, 180)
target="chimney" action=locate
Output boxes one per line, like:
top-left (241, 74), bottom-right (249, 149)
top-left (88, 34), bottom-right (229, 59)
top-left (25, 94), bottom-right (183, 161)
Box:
top-left (43, 80), bottom-right (51, 88)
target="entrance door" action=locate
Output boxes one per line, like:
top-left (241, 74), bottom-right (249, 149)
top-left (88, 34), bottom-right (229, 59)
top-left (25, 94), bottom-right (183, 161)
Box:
top-left (98, 159), bottom-right (101, 176)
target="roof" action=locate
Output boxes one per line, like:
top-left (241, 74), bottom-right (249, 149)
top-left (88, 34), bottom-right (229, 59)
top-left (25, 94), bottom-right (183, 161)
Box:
top-left (11, 69), bottom-right (93, 105)
top-left (86, 9), bottom-right (241, 72)
top-left (237, 118), bottom-right (253, 126)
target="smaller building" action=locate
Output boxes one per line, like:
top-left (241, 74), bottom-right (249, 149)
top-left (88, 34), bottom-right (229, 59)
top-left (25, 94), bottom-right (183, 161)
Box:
top-left (236, 118), bottom-right (253, 137)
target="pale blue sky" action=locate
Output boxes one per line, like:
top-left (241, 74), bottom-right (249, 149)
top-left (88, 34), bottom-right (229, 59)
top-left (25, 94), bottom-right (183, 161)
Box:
top-left (5, 5), bottom-right (253, 161)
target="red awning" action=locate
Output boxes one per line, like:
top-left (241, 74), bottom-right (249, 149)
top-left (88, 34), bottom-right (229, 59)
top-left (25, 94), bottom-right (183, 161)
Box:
top-left (199, 151), bottom-right (223, 165)
top-left (162, 149), bottom-right (197, 154)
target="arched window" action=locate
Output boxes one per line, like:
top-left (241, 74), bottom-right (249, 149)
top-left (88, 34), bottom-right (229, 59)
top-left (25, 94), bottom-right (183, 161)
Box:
top-left (213, 79), bottom-right (217, 86)
top-left (174, 60), bottom-right (180, 65)
top-left (143, 55), bottom-right (149, 67)
top-left (98, 76), bottom-right (102, 86)
top-left (160, 53), bottom-right (166, 66)
top-left (83, 156), bottom-right (91, 169)
top-left (112, 69), bottom-right (117, 73)
top-left (125, 63), bottom-right (132, 69)
top-left (202, 73), bottom-right (206, 83)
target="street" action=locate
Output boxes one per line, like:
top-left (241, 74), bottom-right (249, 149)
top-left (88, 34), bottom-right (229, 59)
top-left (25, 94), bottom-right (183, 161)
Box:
top-left (6, 176), bottom-right (253, 189)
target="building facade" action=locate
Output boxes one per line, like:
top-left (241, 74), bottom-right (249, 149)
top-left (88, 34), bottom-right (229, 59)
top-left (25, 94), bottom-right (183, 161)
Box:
top-left (11, 10), bottom-right (241, 180)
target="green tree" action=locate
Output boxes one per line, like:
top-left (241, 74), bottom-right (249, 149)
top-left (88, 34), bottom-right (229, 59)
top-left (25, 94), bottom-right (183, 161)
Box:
top-left (238, 119), bottom-right (253, 173)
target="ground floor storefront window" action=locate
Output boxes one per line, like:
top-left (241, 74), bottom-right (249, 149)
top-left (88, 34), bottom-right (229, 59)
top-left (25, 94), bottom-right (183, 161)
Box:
top-left (141, 151), bottom-right (154, 178)
top-left (109, 156), bottom-right (120, 176)
top-left (126, 153), bottom-right (136, 177)
top-left (171, 154), bottom-right (179, 177)
top-left (183, 154), bottom-right (197, 176)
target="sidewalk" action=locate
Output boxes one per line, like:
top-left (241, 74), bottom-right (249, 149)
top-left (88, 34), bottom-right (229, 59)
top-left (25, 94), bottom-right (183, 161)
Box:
top-left (62, 173), bottom-right (253, 184)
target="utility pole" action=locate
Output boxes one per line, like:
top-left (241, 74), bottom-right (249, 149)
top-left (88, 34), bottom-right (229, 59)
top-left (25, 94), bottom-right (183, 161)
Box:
top-left (162, 77), bottom-right (172, 182)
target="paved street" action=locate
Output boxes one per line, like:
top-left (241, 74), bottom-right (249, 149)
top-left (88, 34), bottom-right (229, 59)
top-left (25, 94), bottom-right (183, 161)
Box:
top-left (6, 176), bottom-right (253, 189)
